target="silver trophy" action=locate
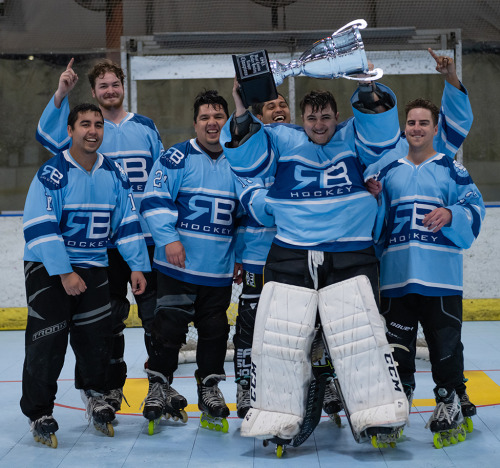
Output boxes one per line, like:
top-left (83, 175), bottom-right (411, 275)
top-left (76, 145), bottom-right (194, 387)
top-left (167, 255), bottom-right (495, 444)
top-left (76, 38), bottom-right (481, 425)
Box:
top-left (271, 19), bottom-right (383, 86)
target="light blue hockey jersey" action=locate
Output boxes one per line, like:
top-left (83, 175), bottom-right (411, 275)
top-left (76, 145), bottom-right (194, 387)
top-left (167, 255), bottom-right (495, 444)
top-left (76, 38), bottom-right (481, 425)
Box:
top-left (140, 139), bottom-right (242, 287)
top-left (364, 81), bottom-right (473, 178)
top-left (221, 84), bottom-right (401, 252)
top-left (376, 153), bottom-right (485, 297)
top-left (23, 150), bottom-right (151, 276)
top-left (240, 174), bottom-right (276, 274)
top-left (35, 95), bottom-right (164, 246)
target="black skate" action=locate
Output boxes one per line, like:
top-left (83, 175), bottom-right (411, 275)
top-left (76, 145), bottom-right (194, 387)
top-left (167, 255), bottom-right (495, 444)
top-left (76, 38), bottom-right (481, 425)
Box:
top-left (195, 370), bottom-right (229, 433)
top-left (323, 377), bottom-right (343, 427)
top-left (459, 392), bottom-right (476, 434)
top-left (82, 390), bottom-right (115, 437)
top-left (426, 388), bottom-right (466, 449)
top-left (104, 387), bottom-right (128, 413)
top-left (30, 415), bottom-right (58, 448)
top-left (236, 378), bottom-right (251, 419)
top-left (164, 384), bottom-right (188, 424)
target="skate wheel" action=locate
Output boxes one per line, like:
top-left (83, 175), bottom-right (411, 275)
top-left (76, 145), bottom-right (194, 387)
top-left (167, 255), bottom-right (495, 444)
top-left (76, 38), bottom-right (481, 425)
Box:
top-left (371, 435), bottom-right (378, 448)
top-left (50, 433), bottom-right (58, 448)
top-left (200, 416), bottom-right (208, 428)
top-left (276, 445), bottom-right (284, 458)
top-left (464, 417), bottom-right (473, 433)
top-left (442, 436), bottom-right (450, 447)
top-left (221, 418), bottom-right (229, 433)
top-left (330, 413), bottom-right (341, 427)
top-left (106, 423), bottom-right (114, 437)
top-left (389, 442), bottom-right (396, 449)
top-left (450, 435), bottom-right (458, 445)
top-left (148, 420), bottom-right (155, 436)
top-left (208, 423), bottom-right (215, 430)
top-left (180, 410), bottom-right (188, 424)
top-left (433, 432), bottom-right (444, 449)
top-left (458, 430), bottom-right (466, 443)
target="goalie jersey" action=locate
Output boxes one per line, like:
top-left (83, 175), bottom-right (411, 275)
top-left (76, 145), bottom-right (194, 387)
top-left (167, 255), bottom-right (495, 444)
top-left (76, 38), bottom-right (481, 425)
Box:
top-left (23, 150), bottom-right (151, 276)
top-left (140, 139), bottom-right (242, 287)
top-left (376, 154), bottom-right (485, 297)
top-left (36, 95), bottom-right (164, 246)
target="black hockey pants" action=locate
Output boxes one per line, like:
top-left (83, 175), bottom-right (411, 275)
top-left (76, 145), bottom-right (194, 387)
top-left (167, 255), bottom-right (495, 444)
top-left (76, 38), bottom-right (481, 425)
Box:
top-left (107, 244), bottom-right (156, 389)
top-left (20, 262), bottom-right (112, 421)
top-left (147, 273), bottom-right (231, 380)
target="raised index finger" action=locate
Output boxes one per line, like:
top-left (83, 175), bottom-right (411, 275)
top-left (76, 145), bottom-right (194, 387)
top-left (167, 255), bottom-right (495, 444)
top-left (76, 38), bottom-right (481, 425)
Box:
top-left (66, 57), bottom-right (74, 70)
top-left (428, 48), bottom-right (439, 62)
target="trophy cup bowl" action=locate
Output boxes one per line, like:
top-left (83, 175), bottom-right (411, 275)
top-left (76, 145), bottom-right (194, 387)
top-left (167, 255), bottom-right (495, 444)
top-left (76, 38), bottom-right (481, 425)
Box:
top-left (271, 19), bottom-right (383, 86)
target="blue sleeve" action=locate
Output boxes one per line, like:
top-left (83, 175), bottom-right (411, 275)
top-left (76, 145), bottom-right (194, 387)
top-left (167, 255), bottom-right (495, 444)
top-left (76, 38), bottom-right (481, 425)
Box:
top-left (434, 81), bottom-right (473, 158)
top-left (221, 114), bottom-right (278, 179)
top-left (441, 161), bottom-right (485, 249)
top-left (36, 95), bottom-right (72, 155)
top-left (23, 176), bottom-right (73, 276)
top-left (351, 84), bottom-right (401, 167)
top-left (234, 175), bottom-right (275, 227)
top-left (140, 149), bottom-right (185, 248)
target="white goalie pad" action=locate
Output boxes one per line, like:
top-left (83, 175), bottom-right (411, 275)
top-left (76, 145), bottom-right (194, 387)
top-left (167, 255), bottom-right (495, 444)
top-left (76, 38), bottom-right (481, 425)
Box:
top-left (241, 281), bottom-right (318, 440)
top-left (318, 275), bottom-right (409, 435)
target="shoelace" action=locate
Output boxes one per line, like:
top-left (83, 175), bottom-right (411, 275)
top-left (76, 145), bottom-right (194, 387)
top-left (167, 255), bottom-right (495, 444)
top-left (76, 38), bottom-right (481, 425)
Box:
top-left (139, 382), bottom-right (166, 411)
top-left (237, 385), bottom-right (251, 407)
top-left (202, 384), bottom-right (225, 406)
top-left (425, 401), bottom-right (452, 428)
top-left (30, 415), bottom-right (54, 433)
top-left (107, 388), bottom-right (130, 408)
top-left (85, 396), bottom-right (114, 421)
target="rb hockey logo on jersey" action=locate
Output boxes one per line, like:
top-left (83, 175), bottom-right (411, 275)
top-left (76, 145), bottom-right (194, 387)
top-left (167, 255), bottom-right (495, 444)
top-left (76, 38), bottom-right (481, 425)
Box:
top-left (40, 164), bottom-right (64, 189)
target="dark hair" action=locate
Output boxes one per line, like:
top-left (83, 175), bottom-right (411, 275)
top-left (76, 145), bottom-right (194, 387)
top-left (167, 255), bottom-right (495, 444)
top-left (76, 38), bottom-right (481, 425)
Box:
top-left (193, 90), bottom-right (229, 122)
top-left (405, 98), bottom-right (440, 126)
top-left (300, 90), bottom-right (337, 115)
top-left (87, 59), bottom-right (125, 89)
top-left (67, 103), bottom-right (103, 129)
top-left (251, 93), bottom-right (288, 116)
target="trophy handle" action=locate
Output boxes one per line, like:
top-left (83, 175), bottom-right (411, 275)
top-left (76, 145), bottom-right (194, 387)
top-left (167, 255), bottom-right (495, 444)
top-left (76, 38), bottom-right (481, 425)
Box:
top-left (342, 67), bottom-right (384, 82)
top-left (332, 19), bottom-right (367, 36)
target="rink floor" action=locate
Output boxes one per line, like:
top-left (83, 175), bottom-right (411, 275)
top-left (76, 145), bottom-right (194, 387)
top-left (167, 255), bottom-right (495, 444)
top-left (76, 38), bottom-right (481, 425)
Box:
top-left (1, 322), bottom-right (500, 468)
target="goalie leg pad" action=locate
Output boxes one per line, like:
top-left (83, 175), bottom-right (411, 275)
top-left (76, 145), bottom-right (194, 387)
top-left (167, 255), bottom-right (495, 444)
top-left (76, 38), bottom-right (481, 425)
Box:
top-left (318, 275), bottom-right (409, 436)
top-left (241, 281), bottom-right (318, 440)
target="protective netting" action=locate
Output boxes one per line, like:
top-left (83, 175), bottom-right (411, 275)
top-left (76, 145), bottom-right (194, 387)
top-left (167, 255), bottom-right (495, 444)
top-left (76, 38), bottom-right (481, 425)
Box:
top-left (1, 0), bottom-right (499, 54)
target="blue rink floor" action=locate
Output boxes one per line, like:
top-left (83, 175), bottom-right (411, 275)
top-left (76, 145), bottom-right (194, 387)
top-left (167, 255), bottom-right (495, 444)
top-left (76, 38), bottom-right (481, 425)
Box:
top-left (1, 321), bottom-right (500, 468)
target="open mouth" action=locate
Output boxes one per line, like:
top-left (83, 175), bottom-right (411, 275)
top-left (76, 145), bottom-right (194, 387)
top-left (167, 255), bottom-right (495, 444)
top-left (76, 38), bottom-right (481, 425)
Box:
top-left (273, 115), bottom-right (285, 122)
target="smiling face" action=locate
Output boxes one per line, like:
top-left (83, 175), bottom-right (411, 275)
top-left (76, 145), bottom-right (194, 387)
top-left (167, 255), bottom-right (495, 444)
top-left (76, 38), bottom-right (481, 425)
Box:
top-left (405, 107), bottom-right (438, 151)
top-left (193, 104), bottom-right (228, 152)
top-left (67, 110), bottom-right (104, 154)
top-left (91, 72), bottom-right (125, 110)
top-left (302, 104), bottom-right (339, 145)
top-left (258, 95), bottom-right (291, 124)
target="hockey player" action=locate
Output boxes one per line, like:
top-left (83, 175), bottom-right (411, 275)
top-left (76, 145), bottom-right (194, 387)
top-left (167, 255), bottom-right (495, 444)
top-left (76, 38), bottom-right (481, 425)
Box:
top-left (35, 58), bottom-right (164, 413)
top-left (367, 97), bottom-right (485, 448)
top-left (233, 94), bottom-right (290, 418)
top-left (221, 49), bottom-right (473, 446)
top-left (139, 90), bottom-right (242, 434)
top-left (234, 94), bottom-right (342, 422)
top-left (222, 75), bottom-right (412, 445)
top-left (22, 103), bottom-right (149, 447)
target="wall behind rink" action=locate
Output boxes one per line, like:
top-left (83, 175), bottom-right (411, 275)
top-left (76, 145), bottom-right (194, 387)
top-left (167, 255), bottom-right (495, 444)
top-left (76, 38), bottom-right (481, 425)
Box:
top-left (1, 208), bottom-right (499, 310)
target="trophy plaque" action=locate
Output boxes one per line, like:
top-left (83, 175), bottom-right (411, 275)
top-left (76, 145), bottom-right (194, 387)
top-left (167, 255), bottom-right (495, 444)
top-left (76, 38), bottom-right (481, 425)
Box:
top-left (232, 50), bottom-right (278, 108)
